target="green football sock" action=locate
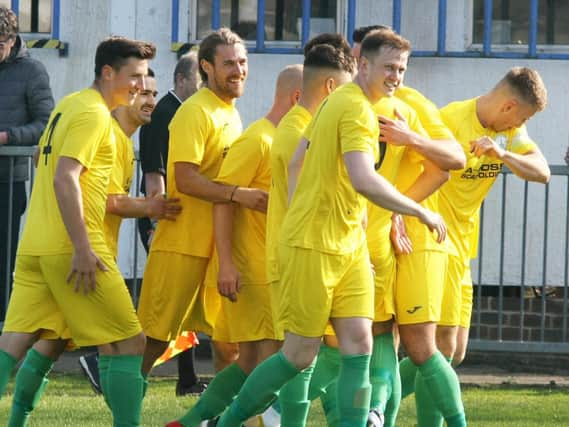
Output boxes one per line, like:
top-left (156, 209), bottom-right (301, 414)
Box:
top-left (99, 356), bottom-right (111, 409)
top-left (369, 333), bottom-right (397, 412)
top-left (416, 352), bottom-right (466, 427)
top-left (177, 363), bottom-right (247, 426)
top-left (320, 379), bottom-right (340, 427)
top-left (414, 356), bottom-right (451, 427)
top-left (398, 356), bottom-right (417, 399)
top-left (307, 344), bottom-right (340, 401)
top-left (8, 348), bottom-right (54, 427)
top-left (217, 351), bottom-right (299, 427)
top-left (279, 359), bottom-right (315, 427)
top-left (0, 349), bottom-right (17, 397)
top-left (383, 351), bottom-right (401, 427)
top-left (101, 355), bottom-right (144, 427)
top-left (337, 353), bottom-right (371, 426)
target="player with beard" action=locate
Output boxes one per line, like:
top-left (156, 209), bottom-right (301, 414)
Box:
top-left (137, 28), bottom-right (267, 387)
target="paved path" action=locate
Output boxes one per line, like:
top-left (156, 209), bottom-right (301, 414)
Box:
top-left (53, 349), bottom-right (569, 387)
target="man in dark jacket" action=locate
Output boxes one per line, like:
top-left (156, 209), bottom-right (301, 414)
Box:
top-left (0, 7), bottom-right (54, 320)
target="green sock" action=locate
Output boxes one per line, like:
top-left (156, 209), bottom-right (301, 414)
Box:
top-left (369, 333), bottom-right (397, 412)
top-left (99, 356), bottom-right (111, 409)
top-left (399, 356), bottom-right (417, 399)
top-left (414, 356), bottom-right (451, 427)
top-left (383, 352), bottom-right (401, 427)
top-left (0, 349), bottom-right (17, 397)
top-left (307, 344), bottom-right (340, 401)
top-left (178, 363), bottom-right (247, 426)
top-left (337, 353), bottom-right (371, 426)
top-left (101, 355), bottom-right (144, 427)
top-left (217, 351), bottom-right (299, 427)
top-left (279, 359), bottom-right (315, 427)
top-left (8, 349), bottom-right (54, 427)
top-left (416, 352), bottom-right (466, 427)
top-left (320, 380), bottom-right (340, 427)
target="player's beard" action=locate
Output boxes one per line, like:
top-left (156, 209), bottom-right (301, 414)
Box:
top-left (213, 71), bottom-right (245, 101)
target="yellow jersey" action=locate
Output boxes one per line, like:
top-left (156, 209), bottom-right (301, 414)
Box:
top-left (216, 117), bottom-right (275, 285)
top-left (439, 98), bottom-right (537, 258)
top-left (18, 88), bottom-right (115, 256)
top-left (266, 105), bottom-right (312, 282)
top-left (366, 96), bottom-right (425, 261)
top-left (394, 86), bottom-right (455, 253)
top-left (103, 119), bottom-right (135, 258)
top-left (151, 87), bottom-right (242, 257)
top-left (280, 83), bottom-right (378, 255)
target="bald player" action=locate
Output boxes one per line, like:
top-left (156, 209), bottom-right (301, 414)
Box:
top-left (166, 65), bottom-right (303, 427)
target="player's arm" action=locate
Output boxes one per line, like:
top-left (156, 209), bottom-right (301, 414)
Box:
top-left (213, 202), bottom-right (239, 302)
top-left (287, 137), bottom-right (309, 203)
top-left (344, 150), bottom-right (446, 242)
top-left (53, 157), bottom-right (108, 294)
top-left (175, 162), bottom-right (268, 213)
top-left (144, 172), bottom-right (166, 198)
top-left (378, 110), bottom-right (465, 171)
top-left (470, 137), bottom-right (550, 183)
top-left (390, 159), bottom-right (449, 254)
top-left (106, 194), bottom-right (181, 220)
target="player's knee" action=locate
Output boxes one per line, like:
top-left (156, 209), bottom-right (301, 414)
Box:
top-left (282, 341), bottom-right (319, 370)
top-left (339, 327), bottom-right (372, 356)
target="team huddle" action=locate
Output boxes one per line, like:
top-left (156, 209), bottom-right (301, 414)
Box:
top-left (0, 22), bottom-right (550, 427)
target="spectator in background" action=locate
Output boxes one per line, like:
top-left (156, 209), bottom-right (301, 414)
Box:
top-left (138, 51), bottom-right (207, 396)
top-left (0, 6), bottom-right (54, 320)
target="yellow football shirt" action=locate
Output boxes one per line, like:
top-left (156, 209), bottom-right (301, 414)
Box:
top-left (393, 86), bottom-right (454, 253)
top-left (266, 105), bottom-right (312, 282)
top-left (216, 117), bottom-right (275, 285)
top-left (151, 87), bottom-right (242, 257)
top-left (280, 83), bottom-right (378, 254)
top-left (18, 88), bottom-right (115, 256)
top-left (103, 119), bottom-right (135, 258)
top-left (439, 97), bottom-right (537, 258)
top-left (366, 96), bottom-right (426, 261)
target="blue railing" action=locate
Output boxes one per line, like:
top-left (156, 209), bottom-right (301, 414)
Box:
top-left (172, 0), bottom-right (569, 59)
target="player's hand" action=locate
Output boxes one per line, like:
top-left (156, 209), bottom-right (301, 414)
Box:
top-left (67, 247), bottom-right (108, 294)
top-left (232, 187), bottom-right (269, 213)
top-left (417, 208), bottom-right (447, 243)
top-left (146, 196), bottom-right (182, 221)
top-left (217, 262), bottom-right (241, 302)
top-left (470, 136), bottom-right (505, 160)
top-left (390, 214), bottom-right (413, 254)
top-left (378, 109), bottom-right (412, 146)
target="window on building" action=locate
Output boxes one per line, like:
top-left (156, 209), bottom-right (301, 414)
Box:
top-left (473, 0), bottom-right (569, 45)
top-left (195, 0), bottom-right (338, 43)
top-left (0, 0), bottom-right (52, 34)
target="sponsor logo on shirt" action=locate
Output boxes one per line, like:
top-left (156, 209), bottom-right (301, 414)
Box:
top-left (461, 162), bottom-right (503, 179)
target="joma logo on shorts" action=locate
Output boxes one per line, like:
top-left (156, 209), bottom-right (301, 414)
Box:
top-left (406, 306), bottom-right (422, 314)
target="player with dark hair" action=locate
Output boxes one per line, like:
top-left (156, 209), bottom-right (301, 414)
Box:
top-left (0, 36), bottom-right (155, 426)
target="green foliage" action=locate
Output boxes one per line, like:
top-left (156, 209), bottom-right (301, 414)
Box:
top-left (1, 376), bottom-right (568, 426)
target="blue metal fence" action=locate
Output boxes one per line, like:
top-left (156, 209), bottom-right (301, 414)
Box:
top-left (1, 147), bottom-right (569, 353)
top-left (171, 0), bottom-right (569, 59)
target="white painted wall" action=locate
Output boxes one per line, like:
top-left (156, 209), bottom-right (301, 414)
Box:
top-left (21, 0), bottom-right (569, 283)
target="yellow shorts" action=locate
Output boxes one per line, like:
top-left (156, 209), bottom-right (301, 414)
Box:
top-left (4, 254), bottom-right (141, 347)
top-left (269, 280), bottom-right (285, 341)
top-left (460, 266), bottom-right (473, 328)
top-left (277, 243), bottom-right (374, 338)
top-left (138, 251), bottom-right (210, 341)
top-left (213, 284), bottom-right (276, 343)
top-left (395, 250), bottom-right (447, 325)
top-left (371, 250), bottom-right (396, 322)
top-left (439, 255), bottom-right (465, 327)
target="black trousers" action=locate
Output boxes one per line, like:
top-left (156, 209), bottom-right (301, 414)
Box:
top-left (0, 182), bottom-right (27, 321)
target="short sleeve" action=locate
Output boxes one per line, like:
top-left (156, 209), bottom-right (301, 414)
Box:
top-left (216, 132), bottom-right (265, 187)
top-left (340, 104), bottom-right (378, 155)
top-left (169, 103), bottom-right (210, 165)
top-left (59, 109), bottom-right (111, 169)
top-left (509, 125), bottom-right (538, 154)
